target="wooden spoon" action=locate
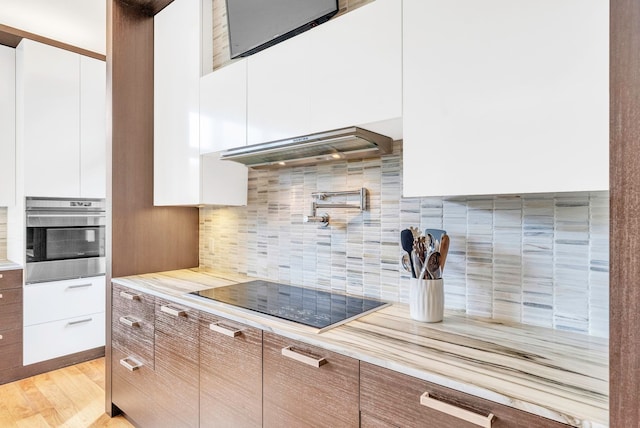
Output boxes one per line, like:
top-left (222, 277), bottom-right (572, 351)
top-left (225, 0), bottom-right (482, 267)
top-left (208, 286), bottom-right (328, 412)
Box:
top-left (439, 234), bottom-right (450, 274)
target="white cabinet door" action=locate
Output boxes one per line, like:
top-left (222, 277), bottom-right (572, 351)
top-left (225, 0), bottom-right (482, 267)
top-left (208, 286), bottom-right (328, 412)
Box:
top-left (0, 45), bottom-right (15, 206)
top-left (23, 276), bottom-right (106, 327)
top-left (200, 153), bottom-right (248, 206)
top-left (309, 0), bottom-right (402, 136)
top-left (154, 0), bottom-right (201, 206)
top-left (402, 0), bottom-right (609, 197)
top-left (80, 56), bottom-right (106, 198)
top-left (200, 59), bottom-right (247, 153)
top-left (19, 40), bottom-right (81, 197)
top-left (23, 311), bottom-right (105, 365)
top-left (247, 31), bottom-right (312, 145)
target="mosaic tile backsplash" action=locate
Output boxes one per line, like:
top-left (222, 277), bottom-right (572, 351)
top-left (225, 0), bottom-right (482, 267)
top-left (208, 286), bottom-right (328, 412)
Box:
top-left (199, 142), bottom-right (610, 338)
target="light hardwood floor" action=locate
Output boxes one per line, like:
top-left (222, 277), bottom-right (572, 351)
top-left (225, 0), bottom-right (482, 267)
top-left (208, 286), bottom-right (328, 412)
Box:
top-left (0, 358), bottom-right (133, 428)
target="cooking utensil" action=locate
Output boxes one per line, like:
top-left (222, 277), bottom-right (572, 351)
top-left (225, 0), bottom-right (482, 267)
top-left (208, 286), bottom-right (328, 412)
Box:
top-left (401, 229), bottom-right (416, 278)
top-left (439, 234), bottom-right (450, 274)
top-left (424, 228), bottom-right (446, 253)
top-left (400, 252), bottom-right (412, 274)
top-left (411, 250), bottom-right (423, 279)
top-left (426, 251), bottom-right (441, 280)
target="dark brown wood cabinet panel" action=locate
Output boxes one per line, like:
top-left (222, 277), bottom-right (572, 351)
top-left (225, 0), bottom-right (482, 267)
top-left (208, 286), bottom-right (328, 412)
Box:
top-left (0, 328), bottom-right (22, 371)
top-left (0, 269), bottom-right (22, 290)
top-left (199, 311), bottom-right (262, 428)
top-left (154, 299), bottom-right (199, 427)
top-left (0, 274), bottom-right (22, 378)
top-left (0, 288), bottom-right (22, 331)
top-left (360, 362), bottom-right (570, 428)
top-left (112, 284), bottom-right (155, 367)
top-left (263, 332), bottom-right (359, 428)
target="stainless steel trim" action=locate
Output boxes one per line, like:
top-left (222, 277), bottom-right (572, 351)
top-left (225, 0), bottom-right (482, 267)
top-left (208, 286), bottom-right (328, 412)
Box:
top-left (66, 283), bottom-right (93, 290)
top-left (160, 305), bottom-right (187, 317)
top-left (67, 317), bottom-right (93, 326)
top-left (281, 346), bottom-right (327, 367)
top-left (26, 258), bottom-right (105, 284)
top-left (119, 291), bottom-right (141, 301)
top-left (209, 322), bottom-right (242, 337)
top-left (120, 357), bottom-right (142, 371)
top-left (219, 126), bottom-right (393, 169)
top-left (119, 316), bottom-right (141, 327)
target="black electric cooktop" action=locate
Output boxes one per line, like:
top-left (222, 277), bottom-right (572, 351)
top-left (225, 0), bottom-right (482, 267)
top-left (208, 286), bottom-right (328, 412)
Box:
top-left (189, 280), bottom-right (388, 330)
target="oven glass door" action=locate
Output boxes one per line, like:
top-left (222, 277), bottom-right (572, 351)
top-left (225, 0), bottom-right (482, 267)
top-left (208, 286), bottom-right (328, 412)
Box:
top-left (27, 226), bottom-right (105, 263)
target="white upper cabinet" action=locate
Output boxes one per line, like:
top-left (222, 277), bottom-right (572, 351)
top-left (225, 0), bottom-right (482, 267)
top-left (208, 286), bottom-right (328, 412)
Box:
top-left (16, 39), bottom-right (106, 199)
top-left (154, 0), bottom-right (248, 206)
top-left (247, 32), bottom-right (312, 145)
top-left (0, 45), bottom-right (15, 206)
top-left (402, 0), bottom-right (609, 197)
top-left (80, 56), bottom-right (106, 198)
top-left (309, 0), bottom-right (402, 137)
top-left (19, 40), bottom-right (81, 197)
top-left (154, 0), bottom-right (201, 206)
top-left (246, 0), bottom-right (402, 145)
top-left (200, 59), bottom-right (247, 153)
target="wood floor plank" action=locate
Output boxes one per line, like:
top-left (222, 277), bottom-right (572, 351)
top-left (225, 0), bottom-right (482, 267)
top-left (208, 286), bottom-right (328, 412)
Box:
top-left (0, 358), bottom-right (133, 428)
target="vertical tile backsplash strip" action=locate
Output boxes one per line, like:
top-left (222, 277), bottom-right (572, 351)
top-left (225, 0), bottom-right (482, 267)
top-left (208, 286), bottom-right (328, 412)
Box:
top-left (199, 142), bottom-right (610, 338)
top-left (0, 207), bottom-right (6, 260)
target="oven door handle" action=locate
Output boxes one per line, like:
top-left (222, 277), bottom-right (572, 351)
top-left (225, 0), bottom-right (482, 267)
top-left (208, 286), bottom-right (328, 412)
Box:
top-left (27, 213), bottom-right (105, 218)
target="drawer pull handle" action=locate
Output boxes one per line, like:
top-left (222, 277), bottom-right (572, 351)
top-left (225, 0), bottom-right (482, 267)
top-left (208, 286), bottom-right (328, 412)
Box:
top-left (119, 316), bottom-right (141, 327)
top-left (0, 274), bottom-right (3, 278)
top-left (420, 392), bottom-right (495, 428)
top-left (0, 293), bottom-right (3, 299)
top-left (120, 357), bottom-right (142, 372)
top-left (67, 283), bottom-right (92, 290)
top-left (119, 291), bottom-right (141, 301)
top-left (161, 305), bottom-right (186, 317)
top-left (0, 334), bottom-right (3, 340)
top-left (209, 322), bottom-right (242, 337)
top-left (281, 346), bottom-right (327, 368)
top-left (67, 317), bottom-right (93, 326)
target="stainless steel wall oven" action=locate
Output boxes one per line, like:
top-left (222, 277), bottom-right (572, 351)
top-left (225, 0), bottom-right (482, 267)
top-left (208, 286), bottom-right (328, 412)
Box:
top-left (25, 197), bottom-right (106, 284)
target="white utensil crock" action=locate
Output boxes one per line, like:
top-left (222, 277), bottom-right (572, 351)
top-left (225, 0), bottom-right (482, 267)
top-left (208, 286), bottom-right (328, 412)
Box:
top-left (409, 278), bottom-right (444, 323)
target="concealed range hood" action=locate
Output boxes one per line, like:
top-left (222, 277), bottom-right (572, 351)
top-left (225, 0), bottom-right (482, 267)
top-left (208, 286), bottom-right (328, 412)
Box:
top-left (219, 127), bottom-right (393, 169)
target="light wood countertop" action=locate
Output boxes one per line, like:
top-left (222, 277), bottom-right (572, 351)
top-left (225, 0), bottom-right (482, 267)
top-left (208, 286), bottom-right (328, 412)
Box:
top-left (112, 268), bottom-right (608, 428)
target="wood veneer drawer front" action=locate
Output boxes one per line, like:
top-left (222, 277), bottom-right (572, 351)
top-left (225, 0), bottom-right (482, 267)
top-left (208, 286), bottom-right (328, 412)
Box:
top-left (112, 284), bottom-right (155, 367)
top-left (0, 288), bottom-right (22, 331)
top-left (112, 283), bottom-right (155, 323)
top-left (263, 332), bottom-right (359, 428)
top-left (111, 346), bottom-right (156, 395)
top-left (0, 269), bottom-right (22, 290)
top-left (112, 373), bottom-right (186, 428)
top-left (154, 299), bottom-right (199, 428)
top-left (199, 311), bottom-right (262, 428)
top-left (0, 328), bottom-right (22, 371)
top-left (360, 362), bottom-right (570, 428)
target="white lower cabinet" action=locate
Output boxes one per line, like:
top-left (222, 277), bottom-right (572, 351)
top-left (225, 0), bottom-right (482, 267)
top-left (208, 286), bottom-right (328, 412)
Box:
top-left (23, 312), bottom-right (105, 365)
top-left (23, 275), bottom-right (106, 365)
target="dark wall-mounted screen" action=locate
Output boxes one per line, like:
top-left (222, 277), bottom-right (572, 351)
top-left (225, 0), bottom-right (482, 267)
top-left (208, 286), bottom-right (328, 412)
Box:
top-left (226, 0), bottom-right (339, 59)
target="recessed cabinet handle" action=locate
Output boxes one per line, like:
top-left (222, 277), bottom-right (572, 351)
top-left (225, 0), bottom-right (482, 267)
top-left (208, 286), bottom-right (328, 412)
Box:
top-left (119, 316), bottom-right (141, 327)
top-left (161, 305), bottom-right (186, 317)
top-left (120, 357), bottom-right (142, 372)
top-left (67, 318), bottom-right (93, 326)
top-left (119, 291), bottom-right (141, 301)
top-left (67, 283), bottom-right (92, 290)
top-left (209, 322), bottom-right (242, 337)
top-left (420, 392), bottom-right (495, 428)
top-left (281, 346), bottom-right (327, 368)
